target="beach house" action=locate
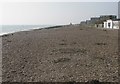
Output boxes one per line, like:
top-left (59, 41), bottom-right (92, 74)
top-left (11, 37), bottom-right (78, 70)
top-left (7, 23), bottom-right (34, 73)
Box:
top-left (104, 19), bottom-right (120, 29)
top-left (95, 15), bottom-right (117, 28)
top-left (80, 15), bottom-right (117, 28)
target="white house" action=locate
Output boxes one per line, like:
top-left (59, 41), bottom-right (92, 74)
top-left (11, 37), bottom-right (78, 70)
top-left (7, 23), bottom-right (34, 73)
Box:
top-left (104, 19), bottom-right (120, 29)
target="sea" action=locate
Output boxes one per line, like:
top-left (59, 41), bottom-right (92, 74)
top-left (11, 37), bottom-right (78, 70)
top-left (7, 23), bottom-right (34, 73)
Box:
top-left (0, 25), bottom-right (53, 36)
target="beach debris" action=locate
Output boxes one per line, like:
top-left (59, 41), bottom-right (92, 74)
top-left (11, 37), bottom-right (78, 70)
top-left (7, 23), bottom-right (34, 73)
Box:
top-left (103, 29), bottom-right (107, 31)
top-left (53, 57), bottom-right (71, 63)
top-left (7, 40), bottom-right (12, 42)
top-left (103, 29), bottom-right (108, 33)
top-left (80, 28), bottom-right (83, 30)
top-left (71, 42), bottom-right (77, 45)
top-left (86, 80), bottom-right (100, 84)
top-left (59, 48), bottom-right (87, 54)
top-left (95, 42), bottom-right (107, 46)
top-left (51, 48), bottom-right (87, 55)
top-left (66, 81), bottom-right (76, 84)
top-left (10, 70), bottom-right (16, 73)
top-left (59, 42), bottom-right (67, 45)
top-left (6, 74), bottom-right (11, 78)
top-left (93, 56), bottom-right (105, 61)
top-left (62, 39), bottom-right (65, 42)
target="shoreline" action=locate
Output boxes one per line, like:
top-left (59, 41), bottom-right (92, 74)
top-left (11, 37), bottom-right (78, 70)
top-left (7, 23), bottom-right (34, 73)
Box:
top-left (1, 25), bottom-right (65, 37)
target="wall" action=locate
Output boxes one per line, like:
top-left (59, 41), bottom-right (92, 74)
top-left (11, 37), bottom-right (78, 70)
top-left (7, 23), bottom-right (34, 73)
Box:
top-left (106, 20), bottom-right (113, 29)
top-left (104, 22), bottom-right (107, 28)
top-left (113, 21), bottom-right (120, 29)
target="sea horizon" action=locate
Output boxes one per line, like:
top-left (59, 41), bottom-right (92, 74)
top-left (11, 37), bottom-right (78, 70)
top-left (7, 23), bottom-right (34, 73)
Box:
top-left (0, 25), bottom-right (55, 36)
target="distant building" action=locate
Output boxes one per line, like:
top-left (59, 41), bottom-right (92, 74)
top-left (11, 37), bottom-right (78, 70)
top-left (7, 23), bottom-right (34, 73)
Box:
top-left (99, 15), bottom-right (117, 21)
top-left (80, 21), bottom-right (86, 26)
top-left (90, 17), bottom-right (99, 23)
top-left (95, 15), bottom-right (117, 28)
top-left (80, 15), bottom-right (119, 29)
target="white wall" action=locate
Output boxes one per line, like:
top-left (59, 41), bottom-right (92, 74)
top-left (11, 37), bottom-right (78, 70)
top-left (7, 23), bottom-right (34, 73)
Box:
top-left (113, 21), bottom-right (119, 29)
top-left (104, 22), bottom-right (107, 28)
top-left (106, 20), bottom-right (113, 29)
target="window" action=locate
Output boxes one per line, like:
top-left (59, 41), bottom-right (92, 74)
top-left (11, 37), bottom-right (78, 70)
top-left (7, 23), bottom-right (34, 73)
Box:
top-left (97, 24), bottom-right (98, 27)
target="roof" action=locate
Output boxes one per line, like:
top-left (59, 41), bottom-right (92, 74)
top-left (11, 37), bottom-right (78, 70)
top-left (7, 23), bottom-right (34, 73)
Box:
top-left (100, 15), bottom-right (117, 17)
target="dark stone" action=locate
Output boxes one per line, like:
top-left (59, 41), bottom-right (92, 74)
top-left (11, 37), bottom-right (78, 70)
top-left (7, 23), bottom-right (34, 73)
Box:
top-left (86, 80), bottom-right (100, 84)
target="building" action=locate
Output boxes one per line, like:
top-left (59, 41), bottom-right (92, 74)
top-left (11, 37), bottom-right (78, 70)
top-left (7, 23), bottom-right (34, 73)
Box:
top-left (94, 15), bottom-right (118, 28)
top-left (99, 15), bottom-right (117, 21)
top-left (104, 19), bottom-right (120, 29)
top-left (90, 17), bottom-right (99, 23)
top-left (80, 15), bottom-right (119, 29)
top-left (80, 21), bottom-right (86, 26)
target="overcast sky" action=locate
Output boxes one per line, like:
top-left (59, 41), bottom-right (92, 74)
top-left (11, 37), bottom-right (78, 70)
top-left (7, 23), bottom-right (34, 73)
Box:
top-left (1, 2), bottom-right (118, 25)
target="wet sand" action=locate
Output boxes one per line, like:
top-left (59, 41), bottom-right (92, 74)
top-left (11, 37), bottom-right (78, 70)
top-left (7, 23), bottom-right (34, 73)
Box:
top-left (2, 25), bottom-right (118, 82)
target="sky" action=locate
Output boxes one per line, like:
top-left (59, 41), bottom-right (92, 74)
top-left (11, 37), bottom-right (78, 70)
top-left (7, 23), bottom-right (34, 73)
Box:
top-left (0, 2), bottom-right (119, 25)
